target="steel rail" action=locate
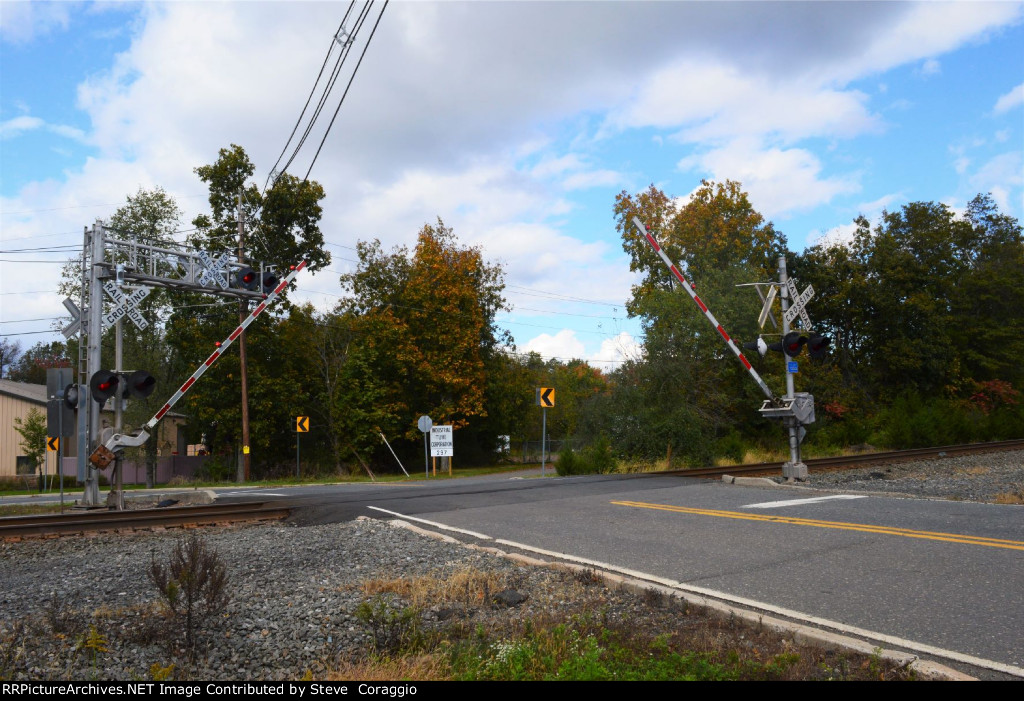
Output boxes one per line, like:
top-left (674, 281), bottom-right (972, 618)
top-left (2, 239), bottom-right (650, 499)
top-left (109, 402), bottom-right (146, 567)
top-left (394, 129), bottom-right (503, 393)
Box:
top-left (0, 501), bottom-right (291, 540)
top-left (662, 439), bottom-right (1024, 479)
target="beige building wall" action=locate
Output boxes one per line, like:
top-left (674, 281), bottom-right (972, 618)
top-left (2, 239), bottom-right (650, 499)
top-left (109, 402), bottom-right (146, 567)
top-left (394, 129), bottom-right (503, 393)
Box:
top-left (0, 381), bottom-right (49, 478)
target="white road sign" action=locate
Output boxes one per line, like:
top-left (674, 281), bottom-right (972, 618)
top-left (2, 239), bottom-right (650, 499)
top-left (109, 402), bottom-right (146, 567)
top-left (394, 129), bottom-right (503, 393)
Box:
top-left (783, 279), bottom-right (814, 329)
top-left (429, 425), bottom-right (453, 457)
top-left (197, 250), bottom-right (230, 289)
top-left (102, 282), bottom-right (150, 331)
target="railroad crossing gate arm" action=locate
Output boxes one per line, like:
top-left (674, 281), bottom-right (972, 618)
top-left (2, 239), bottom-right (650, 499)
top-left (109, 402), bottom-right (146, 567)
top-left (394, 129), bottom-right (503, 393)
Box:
top-left (92, 260), bottom-right (310, 464)
top-left (631, 217), bottom-right (778, 404)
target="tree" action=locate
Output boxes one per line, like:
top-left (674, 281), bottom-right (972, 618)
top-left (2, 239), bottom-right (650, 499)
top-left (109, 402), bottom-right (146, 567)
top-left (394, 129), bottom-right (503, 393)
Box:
top-left (610, 181), bottom-right (789, 462)
top-left (190, 144), bottom-right (329, 273)
top-left (13, 408), bottom-right (47, 480)
top-left (7, 341), bottom-right (70, 385)
top-left (337, 219), bottom-right (511, 465)
top-left (165, 144), bottom-right (330, 476)
top-left (0, 338), bottom-right (20, 379)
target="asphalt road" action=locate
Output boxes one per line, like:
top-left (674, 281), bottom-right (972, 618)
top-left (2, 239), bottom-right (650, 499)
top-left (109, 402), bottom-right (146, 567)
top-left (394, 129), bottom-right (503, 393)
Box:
top-left (218, 470), bottom-right (1024, 677)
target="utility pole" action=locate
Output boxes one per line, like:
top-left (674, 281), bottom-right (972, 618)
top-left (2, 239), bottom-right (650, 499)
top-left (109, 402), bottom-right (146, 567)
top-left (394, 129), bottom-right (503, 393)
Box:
top-left (238, 189), bottom-right (251, 481)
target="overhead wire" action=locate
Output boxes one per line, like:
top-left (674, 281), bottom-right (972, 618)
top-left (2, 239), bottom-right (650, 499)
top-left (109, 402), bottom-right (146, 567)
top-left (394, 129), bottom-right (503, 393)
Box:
top-left (265, 1), bottom-right (358, 191)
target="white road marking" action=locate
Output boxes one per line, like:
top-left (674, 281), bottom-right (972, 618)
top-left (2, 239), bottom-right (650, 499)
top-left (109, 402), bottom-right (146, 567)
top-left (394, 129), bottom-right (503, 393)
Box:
top-left (367, 506), bottom-right (492, 540)
top-left (220, 490), bottom-right (287, 497)
top-left (741, 494), bottom-right (868, 509)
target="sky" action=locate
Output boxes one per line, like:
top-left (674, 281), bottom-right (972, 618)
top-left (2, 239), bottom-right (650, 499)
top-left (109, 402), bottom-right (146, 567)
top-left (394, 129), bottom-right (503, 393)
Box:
top-left (2, 0), bottom-right (1022, 372)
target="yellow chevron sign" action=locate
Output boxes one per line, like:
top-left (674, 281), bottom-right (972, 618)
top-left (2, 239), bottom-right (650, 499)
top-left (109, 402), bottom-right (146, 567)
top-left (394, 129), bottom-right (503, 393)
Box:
top-left (296, 416), bottom-right (309, 433)
top-left (536, 387), bottom-right (555, 408)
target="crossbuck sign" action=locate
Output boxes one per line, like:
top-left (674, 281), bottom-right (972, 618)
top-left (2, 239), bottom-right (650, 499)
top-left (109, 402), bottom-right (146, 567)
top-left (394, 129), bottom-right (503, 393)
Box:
top-left (103, 281), bottom-right (150, 331)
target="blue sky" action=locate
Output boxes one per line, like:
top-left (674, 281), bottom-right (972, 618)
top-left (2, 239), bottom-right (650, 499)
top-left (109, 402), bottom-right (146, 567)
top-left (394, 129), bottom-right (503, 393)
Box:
top-left (2, 1), bottom-right (1022, 370)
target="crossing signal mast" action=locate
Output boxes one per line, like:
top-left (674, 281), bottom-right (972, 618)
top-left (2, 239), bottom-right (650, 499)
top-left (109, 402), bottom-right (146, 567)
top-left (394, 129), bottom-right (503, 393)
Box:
top-left (631, 217), bottom-right (830, 481)
top-left (88, 261), bottom-right (308, 472)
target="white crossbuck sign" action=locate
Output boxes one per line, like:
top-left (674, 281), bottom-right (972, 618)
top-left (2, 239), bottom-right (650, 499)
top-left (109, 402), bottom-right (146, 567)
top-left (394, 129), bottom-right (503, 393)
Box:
top-left (103, 281), bottom-right (150, 331)
top-left (783, 279), bottom-right (814, 329)
top-left (197, 250), bottom-right (230, 289)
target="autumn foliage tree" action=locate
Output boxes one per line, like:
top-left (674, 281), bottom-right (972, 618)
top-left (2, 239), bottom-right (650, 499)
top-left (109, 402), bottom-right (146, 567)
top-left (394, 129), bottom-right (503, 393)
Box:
top-left (336, 219), bottom-right (511, 464)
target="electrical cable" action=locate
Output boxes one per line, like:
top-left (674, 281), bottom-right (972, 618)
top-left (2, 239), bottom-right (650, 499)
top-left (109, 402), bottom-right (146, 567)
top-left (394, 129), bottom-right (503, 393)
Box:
top-left (265, 1), bottom-right (358, 191)
top-left (303, 1), bottom-right (388, 181)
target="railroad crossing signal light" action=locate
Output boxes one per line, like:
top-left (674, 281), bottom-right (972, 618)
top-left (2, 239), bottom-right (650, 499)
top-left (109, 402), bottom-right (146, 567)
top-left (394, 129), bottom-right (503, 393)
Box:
top-left (768, 331), bottom-right (807, 358)
top-left (261, 271), bottom-right (280, 294)
top-left (89, 370), bottom-right (120, 403)
top-left (89, 370), bottom-right (156, 404)
top-left (235, 266), bottom-right (259, 291)
top-left (806, 333), bottom-right (831, 360)
top-left (123, 370), bottom-right (156, 399)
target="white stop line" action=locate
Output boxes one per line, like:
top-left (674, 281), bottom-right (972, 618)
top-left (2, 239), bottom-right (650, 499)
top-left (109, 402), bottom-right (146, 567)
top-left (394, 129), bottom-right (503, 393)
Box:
top-left (741, 495), bottom-right (867, 509)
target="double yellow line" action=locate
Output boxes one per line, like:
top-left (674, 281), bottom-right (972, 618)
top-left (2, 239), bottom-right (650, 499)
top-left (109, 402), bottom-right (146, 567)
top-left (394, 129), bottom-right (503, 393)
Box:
top-left (611, 500), bottom-right (1024, 551)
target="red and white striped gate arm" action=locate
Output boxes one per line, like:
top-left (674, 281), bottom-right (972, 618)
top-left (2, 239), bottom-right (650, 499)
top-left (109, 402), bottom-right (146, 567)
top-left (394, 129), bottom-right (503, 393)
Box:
top-left (144, 260), bottom-right (309, 431)
top-left (632, 217), bottom-right (777, 402)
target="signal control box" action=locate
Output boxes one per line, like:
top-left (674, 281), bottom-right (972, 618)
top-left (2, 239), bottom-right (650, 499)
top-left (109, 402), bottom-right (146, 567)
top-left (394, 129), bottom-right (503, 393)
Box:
top-left (759, 392), bottom-right (815, 425)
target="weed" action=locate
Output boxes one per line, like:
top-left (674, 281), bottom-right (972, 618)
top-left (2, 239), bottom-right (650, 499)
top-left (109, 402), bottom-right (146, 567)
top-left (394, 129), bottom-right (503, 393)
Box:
top-left (994, 483), bottom-right (1024, 504)
top-left (44, 593), bottom-right (87, 638)
top-left (149, 662), bottom-right (175, 681)
top-left (355, 595), bottom-right (422, 654)
top-left (148, 532), bottom-right (230, 657)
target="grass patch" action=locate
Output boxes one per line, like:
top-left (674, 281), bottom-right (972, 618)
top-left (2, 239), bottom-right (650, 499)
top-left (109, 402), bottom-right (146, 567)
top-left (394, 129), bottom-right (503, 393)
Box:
top-left (326, 567), bottom-right (920, 682)
top-left (0, 503), bottom-right (69, 517)
top-left (993, 484), bottom-right (1024, 504)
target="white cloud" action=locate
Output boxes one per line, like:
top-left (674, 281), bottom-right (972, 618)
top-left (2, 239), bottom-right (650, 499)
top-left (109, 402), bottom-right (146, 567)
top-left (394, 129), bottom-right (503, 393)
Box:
top-left (919, 58), bottom-right (941, 76)
top-left (0, 115), bottom-right (44, 138)
top-left (2, 0), bottom-right (1022, 357)
top-left (970, 152), bottom-right (1024, 212)
top-left (0, 1), bottom-right (72, 44)
top-left (808, 222), bottom-right (860, 249)
top-left (677, 138), bottom-right (861, 218)
top-left (523, 329), bottom-right (586, 361)
top-left (993, 82), bottom-right (1024, 114)
top-left (589, 332), bottom-right (642, 372)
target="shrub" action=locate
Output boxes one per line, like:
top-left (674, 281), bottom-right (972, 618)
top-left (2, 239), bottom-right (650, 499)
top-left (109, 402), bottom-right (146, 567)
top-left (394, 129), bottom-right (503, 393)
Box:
top-left (148, 533), bottom-right (230, 656)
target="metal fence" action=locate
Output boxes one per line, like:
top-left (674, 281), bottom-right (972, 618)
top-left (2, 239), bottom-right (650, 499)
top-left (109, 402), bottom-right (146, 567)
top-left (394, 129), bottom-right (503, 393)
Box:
top-left (511, 439), bottom-right (575, 464)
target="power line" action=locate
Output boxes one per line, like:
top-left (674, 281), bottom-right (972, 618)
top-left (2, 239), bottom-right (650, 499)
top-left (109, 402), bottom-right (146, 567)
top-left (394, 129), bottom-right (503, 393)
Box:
top-left (303, 1), bottom-right (389, 181)
top-left (266, 1), bottom-right (358, 191)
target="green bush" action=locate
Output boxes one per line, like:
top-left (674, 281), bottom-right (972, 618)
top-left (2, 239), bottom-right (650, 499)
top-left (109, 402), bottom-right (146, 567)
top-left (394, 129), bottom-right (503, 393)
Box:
top-left (555, 445), bottom-right (582, 476)
top-left (580, 435), bottom-right (617, 474)
top-left (556, 437), bottom-right (617, 476)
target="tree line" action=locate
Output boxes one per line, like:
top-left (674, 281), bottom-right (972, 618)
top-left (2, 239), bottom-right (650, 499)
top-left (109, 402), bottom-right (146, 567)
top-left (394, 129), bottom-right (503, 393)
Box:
top-left (5, 149), bottom-right (1022, 477)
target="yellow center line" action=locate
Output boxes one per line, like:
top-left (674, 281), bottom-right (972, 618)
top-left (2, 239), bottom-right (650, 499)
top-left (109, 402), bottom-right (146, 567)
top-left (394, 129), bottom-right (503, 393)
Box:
top-left (611, 500), bottom-right (1024, 551)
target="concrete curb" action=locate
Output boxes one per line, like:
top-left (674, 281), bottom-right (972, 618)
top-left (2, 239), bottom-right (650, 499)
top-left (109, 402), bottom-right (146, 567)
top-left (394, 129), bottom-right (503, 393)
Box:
top-left (385, 517), bottom-right (976, 681)
top-left (722, 475), bottom-right (781, 487)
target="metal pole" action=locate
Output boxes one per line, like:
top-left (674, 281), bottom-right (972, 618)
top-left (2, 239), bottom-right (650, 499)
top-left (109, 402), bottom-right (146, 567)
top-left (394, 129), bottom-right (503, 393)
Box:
top-left (778, 257), bottom-right (806, 481)
top-left (423, 433), bottom-right (429, 477)
top-left (238, 189), bottom-right (251, 482)
top-left (113, 317), bottom-right (124, 510)
top-left (296, 434), bottom-right (300, 480)
top-left (76, 226), bottom-right (89, 491)
top-left (83, 221), bottom-right (105, 507)
top-left (541, 407), bottom-right (547, 475)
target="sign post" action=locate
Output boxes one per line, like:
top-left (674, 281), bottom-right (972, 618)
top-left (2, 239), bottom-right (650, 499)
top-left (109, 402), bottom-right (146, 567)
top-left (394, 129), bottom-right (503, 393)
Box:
top-left (417, 415), bottom-right (433, 477)
top-left (536, 388), bottom-right (555, 475)
top-left (295, 416), bottom-right (309, 479)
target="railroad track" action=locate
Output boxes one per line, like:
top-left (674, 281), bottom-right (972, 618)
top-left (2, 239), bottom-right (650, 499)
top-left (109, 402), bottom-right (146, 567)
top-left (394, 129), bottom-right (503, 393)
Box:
top-left (0, 501), bottom-right (291, 540)
top-left (665, 438), bottom-right (1024, 479)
